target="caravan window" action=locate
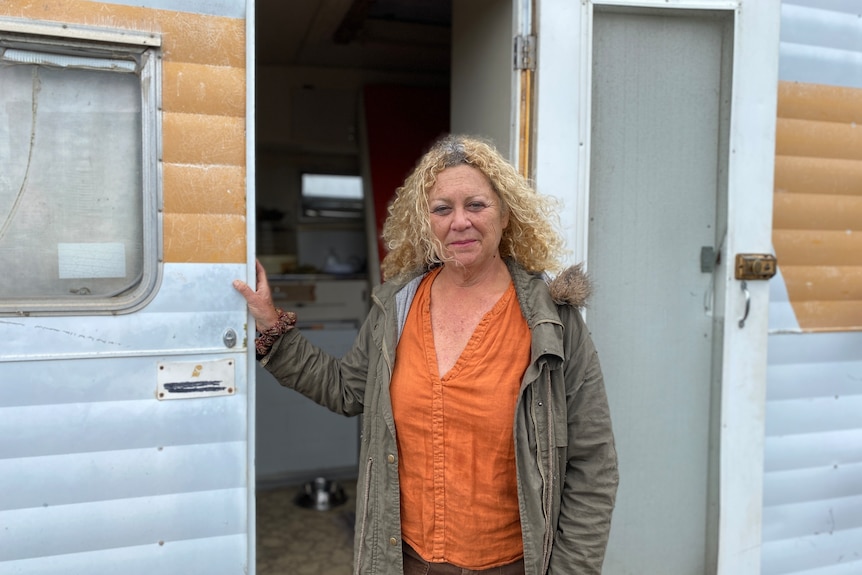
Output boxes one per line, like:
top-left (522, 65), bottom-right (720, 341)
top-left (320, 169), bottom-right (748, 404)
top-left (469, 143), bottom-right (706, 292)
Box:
top-left (0, 29), bottom-right (159, 314)
top-left (301, 174), bottom-right (364, 221)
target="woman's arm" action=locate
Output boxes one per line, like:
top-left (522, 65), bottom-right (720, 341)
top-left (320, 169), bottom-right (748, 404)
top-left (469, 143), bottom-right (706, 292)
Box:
top-left (233, 258), bottom-right (369, 417)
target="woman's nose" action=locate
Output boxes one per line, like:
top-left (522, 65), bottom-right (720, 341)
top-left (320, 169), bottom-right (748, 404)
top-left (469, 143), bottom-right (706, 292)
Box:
top-left (451, 207), bottom-right (472, 229)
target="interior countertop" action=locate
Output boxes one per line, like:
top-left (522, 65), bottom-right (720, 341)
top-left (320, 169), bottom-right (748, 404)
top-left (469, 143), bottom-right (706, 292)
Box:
top-left (267, 273), bottom-right (368, 282)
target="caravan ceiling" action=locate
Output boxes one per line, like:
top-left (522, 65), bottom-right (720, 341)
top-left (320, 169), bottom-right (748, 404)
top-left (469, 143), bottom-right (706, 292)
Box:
top-left (256, 0), bottom-right (451, 72)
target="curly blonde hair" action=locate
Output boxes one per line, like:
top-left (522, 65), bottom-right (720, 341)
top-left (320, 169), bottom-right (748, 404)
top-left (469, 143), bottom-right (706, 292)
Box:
top-left (380, 134), bottom-right (567, 281)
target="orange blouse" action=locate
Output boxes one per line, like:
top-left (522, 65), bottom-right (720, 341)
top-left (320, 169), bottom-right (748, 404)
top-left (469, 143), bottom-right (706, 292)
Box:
top-left (390, 268), bottom-right (531, 569)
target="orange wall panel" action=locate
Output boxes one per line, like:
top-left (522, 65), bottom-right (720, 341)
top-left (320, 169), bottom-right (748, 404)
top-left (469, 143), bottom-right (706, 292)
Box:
top-left (1, 1), bottom-right (248, 265)
top-left (774, 80), bottom-right (862, 331)
top-left (774, 156), bottom-right (862, 196)
top-left (775, 118), bottom-right (862, 162)
top-left (157, 12), bottom-right (245, 67)
top-left (162, 113), bottom-right (245, 167)
top-left (163, 213), bottom-right (246, 263)
top-left (792, 300), bottom-right (862, 331)
top-left (163, 164), bottom-right (246, 215)
top-left (781, 266), bottom-right (862, 302)
top-left (777, 82), bottom-right (862, 124)
top-left (162, 61), bottom-right (245, 117)
top-left (773, 230), bottom-right (862, 267)
top-left (1, 1), bottom-right (244, 68)
top-left (773, 193), bottom-right (862, 230)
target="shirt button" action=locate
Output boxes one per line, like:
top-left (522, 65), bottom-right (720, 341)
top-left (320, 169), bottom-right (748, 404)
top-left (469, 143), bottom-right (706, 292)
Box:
top-left (389, 537), bottom-right (398, 546)
top-left (387, 454), bottom-right (395, 464)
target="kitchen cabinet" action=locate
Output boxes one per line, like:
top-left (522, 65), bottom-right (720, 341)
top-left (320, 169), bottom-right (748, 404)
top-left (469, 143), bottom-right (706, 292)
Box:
top-left (256, 277), bottom-right (369, 486)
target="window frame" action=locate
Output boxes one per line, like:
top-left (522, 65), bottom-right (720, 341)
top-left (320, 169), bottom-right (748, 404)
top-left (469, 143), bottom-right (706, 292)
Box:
top-left (0, 20), bottom-right (162, 315)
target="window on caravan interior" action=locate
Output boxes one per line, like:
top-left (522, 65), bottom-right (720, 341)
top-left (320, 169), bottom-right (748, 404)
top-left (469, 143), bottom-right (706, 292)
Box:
top-left (0, 29), bottom-right (159, 314)
top-left (301, 173), bottom-right (365, 221)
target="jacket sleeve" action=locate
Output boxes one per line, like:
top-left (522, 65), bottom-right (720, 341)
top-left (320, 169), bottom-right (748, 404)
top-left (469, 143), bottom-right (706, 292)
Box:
top-left (258, 310), bottom-right (377, 417)
top-left (548, 309), bottom-right (619, 574)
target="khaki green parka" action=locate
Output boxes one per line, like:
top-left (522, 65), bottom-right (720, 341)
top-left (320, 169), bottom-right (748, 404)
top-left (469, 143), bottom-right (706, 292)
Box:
top-left (261, 259), bottom-right (618, 575)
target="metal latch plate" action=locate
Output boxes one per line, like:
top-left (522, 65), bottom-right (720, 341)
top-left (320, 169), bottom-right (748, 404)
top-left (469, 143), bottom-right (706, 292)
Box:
top-left (157, 359), bottom-right (236, 400)
top-left (735, 253), bottom-right (777, 280)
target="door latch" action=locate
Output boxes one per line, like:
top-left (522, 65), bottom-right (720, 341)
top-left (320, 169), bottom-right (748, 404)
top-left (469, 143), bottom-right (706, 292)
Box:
top-left (735, 253), bottom-right (777, 280)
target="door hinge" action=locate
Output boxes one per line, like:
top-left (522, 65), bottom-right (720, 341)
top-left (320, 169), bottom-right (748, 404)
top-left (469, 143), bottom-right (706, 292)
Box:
top-left (514, 34), bottom-right (536, 70)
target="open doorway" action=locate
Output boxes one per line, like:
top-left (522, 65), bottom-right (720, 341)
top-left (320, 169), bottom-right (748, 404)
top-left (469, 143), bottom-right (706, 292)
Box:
top-left (254, 1), bottom-right (453, 572)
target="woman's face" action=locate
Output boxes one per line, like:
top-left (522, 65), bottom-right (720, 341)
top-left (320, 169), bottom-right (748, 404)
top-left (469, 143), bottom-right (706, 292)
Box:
top-left (427, 164), bottom-right (508, 271)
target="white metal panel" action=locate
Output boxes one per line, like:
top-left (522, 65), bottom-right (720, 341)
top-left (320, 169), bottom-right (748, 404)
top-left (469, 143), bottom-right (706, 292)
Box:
top-left (1, 490), bottom-right (246, 561)
top-left (762, 526), bottom-right (862, 575)
top-left (766, 0), bottom-right (862, 543)
top-left (762, 331), bottom-right (862, 575)
top-left (0, 443), bottom-right (246, 508)
top-left (1, 535), bottom-right (248, 575)
top-left (779, 2), bottom-right (862, 87)
top-left (0, 399), bottom-right (245, 459)
top-left (2, 265), bottom-right (247, 361)
top-left (0, 263), bottom-right (252, 573)
top-left (769, 268), bottom-right (802, 332)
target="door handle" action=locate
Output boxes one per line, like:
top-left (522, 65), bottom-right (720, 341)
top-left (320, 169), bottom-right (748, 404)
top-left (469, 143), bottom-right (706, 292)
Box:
top-left (734, 254), bottom-right (775, 328)
top-left (738, 281), bottom-right (750, 328)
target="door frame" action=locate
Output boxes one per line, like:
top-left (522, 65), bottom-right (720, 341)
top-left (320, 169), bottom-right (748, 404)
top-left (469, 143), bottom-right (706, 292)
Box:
top-left (245, 0), bottom-right (258, 570)
top-left (530, 0), bottom-right (780, 572)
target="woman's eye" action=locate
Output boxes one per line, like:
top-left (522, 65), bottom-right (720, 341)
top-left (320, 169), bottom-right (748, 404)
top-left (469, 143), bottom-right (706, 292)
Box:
top-left (431, 205), bottom-right (451, 215)
top-left (467, 202), bottom-right (486, 211)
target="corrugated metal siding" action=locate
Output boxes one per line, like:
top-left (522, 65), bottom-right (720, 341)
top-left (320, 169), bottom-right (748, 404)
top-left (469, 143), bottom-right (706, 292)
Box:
top-left (763, 2), bottom-right (862, 574)
top-left (774, 81), bottom-right (862, 331)
top-left (0, 1), bottom-right (250, 571)
top-left (762, 332), bottom-right (862, 575)
top-left (0, 263), bottom-right (250, 573)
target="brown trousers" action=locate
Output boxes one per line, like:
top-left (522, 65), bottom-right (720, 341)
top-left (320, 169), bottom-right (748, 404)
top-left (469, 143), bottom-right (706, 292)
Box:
top-left (402, 544), bottom-right (526, 575)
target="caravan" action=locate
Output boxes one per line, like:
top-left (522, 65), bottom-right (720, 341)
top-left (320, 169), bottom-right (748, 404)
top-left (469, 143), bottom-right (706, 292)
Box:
top-left (1, 0), bottom-right (859, 574)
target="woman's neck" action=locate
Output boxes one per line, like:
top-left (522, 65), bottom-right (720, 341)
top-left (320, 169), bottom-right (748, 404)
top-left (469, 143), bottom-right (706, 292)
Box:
top-left (436, 255), bottom-right (510, 290)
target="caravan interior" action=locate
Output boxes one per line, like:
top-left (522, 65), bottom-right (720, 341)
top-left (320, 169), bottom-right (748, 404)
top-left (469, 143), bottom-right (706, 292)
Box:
top-left (253, 0), bottom-right (456, 570)
top-left (253, 0), bottom-right (457, 485)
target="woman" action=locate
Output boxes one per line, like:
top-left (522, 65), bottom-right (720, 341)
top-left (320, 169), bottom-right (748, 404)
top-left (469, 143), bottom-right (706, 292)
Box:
top-left (234, 134), bottom-right (618, 575)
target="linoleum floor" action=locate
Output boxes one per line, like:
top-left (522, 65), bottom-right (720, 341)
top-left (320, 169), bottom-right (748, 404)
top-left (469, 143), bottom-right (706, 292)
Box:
top-left (257, 479), bottom-right (357, 575)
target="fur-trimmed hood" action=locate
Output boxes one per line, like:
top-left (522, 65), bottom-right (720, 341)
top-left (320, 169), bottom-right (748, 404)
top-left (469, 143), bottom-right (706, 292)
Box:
top-left (547, 263), bottom-right (592, 309)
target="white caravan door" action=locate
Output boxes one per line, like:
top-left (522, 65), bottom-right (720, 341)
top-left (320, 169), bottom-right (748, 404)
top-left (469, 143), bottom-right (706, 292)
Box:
top-left (532, 1), bottom-right (779, 574)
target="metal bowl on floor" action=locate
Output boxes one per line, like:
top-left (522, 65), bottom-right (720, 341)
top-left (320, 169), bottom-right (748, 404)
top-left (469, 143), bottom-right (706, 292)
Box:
top-left (293, 476), bottom-right (347, 511)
